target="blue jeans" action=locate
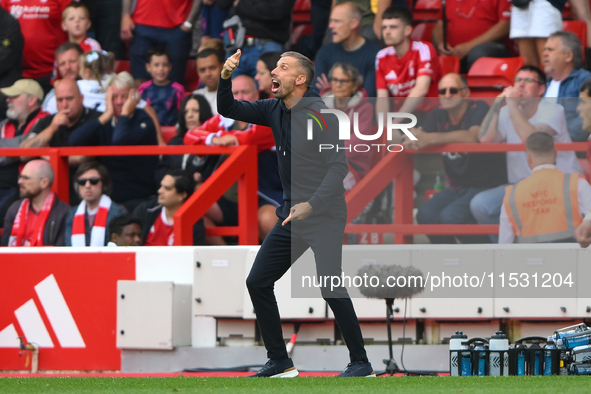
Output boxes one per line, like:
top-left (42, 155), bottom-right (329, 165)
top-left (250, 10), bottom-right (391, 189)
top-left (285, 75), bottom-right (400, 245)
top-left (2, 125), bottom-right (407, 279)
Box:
top-left (416, 187), bottom-right (491, 244)
top-left (469, 184), bottom-right (510, 243)
top-left (201, 4), bottom-right (230, 39)
top-left (130, 24), bottom-right (192, 84)
top-left (230, 40), bottom-right (283, 80)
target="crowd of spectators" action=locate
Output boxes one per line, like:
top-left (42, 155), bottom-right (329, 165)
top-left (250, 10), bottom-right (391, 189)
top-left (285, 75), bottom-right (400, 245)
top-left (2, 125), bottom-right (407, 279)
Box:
top-left (2, 0), bottom-right (591, 247)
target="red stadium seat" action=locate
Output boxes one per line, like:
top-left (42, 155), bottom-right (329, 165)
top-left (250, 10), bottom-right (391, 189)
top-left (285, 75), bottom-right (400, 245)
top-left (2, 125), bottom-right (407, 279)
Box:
top-left (412, 0), bottom-right (441, 21)
top-left (184, 59), bottom-right (200, 92)
top-left (438, 55), bottom-right (460, 75)
top-left (293, 0), bottom-right (311, 23)
top-left (114, 60), bottom-right (130, 74)
top-left (410, 22), bottom-right (435, 42)
top-left (161, 126), bottom-right (177, 144)
top-left (466, 56), bottom-right (524, 88)
top-left (291, 24), bottom-right (313, 48)
top-left (291, 0), bottom-right (312, 49)
top-left (563, 20), bottom-right (587, 61)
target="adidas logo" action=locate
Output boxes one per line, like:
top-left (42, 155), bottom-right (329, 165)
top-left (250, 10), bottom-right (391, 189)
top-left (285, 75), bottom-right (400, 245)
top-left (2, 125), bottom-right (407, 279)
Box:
top-left (0, 274), bottom-right (85, 348)
top-left (385, 70), bottom-right (397, 80)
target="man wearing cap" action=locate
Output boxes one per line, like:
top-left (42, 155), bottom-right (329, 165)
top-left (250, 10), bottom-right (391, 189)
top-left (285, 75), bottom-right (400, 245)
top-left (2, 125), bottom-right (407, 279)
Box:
top-left (0, 79), bottom-right (49, 226)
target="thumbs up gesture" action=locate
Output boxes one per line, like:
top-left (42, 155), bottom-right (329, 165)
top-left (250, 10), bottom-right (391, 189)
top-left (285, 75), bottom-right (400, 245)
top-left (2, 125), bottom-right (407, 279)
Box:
top-left (221, 50), bottom-right (241, 80)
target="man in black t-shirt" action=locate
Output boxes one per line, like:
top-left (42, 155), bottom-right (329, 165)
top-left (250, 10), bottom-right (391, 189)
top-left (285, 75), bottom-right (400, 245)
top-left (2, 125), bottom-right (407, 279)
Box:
top-left (22, 79), bottom-right (100, 151)
top-left (402, 73), bottom-right (507, 244)
top-left (21, 78), bottom-right (100, 204)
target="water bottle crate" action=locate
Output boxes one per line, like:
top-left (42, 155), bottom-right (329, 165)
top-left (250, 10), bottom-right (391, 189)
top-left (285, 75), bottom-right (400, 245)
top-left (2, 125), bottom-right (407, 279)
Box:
top-left (450, 337), bottom-right (511, 376)
top-left (450, 336), bottom-right (565, 376)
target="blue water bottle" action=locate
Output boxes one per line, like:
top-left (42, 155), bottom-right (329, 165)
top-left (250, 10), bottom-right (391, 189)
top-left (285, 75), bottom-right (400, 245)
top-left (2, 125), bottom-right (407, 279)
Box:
top-left (460, 341), bottom-right (472, 376)
top-left (450, 331), bottom-right (468, 376)
top-left (473, 342), bottom-right (487, 376)
top-left (553, 323), bottom-right (588, 342)
top-left (530, 343), bottom-right (542, 376)
top-left (516, 344), bottom-right (526, 376)
top-left (564, 332), bottom-right (591, 350)
top-left (544, 339), bottom-right (555, 376)
top-left (572, 363), bottom-right (591, 375)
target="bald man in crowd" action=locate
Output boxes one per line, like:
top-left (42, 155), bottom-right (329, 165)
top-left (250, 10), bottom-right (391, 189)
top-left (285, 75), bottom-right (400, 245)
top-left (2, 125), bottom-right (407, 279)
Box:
top-left (1, 160), bottom-right (70, 246)
top-left (23, 78), bottom-right (100, 151)
top-left (22, 78), bottom-right (101, 204)
top-left (403, 72), bottom-right (507, 244)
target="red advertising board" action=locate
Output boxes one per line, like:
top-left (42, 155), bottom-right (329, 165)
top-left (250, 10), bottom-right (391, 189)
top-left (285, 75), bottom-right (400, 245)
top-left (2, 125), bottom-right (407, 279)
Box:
top-left (0, 252), bottom-right (135, 371)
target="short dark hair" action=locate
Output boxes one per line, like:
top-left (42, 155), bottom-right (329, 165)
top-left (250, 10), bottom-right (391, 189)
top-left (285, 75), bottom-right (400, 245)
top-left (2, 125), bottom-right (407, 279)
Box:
top-left (56, 42), bottom-right (83, 58)
top-left (177, 94), bottom-right (214, 137)
top-left (580, 78), bottom-right (591, 96)
top-left (109, 215), bottom-right (142, 237)
top-left (145, 46), bottom-right (170, 64)
top-left (164, 169), bottom-right (194, 202)
top-left (74, 161), bottom-right (113, 196)
top-left (516, 65), bottom-right (547, 85)
top-left (280, 51), bottom-right (315, 88)
top-left (382, 5), bottom-right (413, 26)
top-left (197, 47), bottom-right (225, 66)
top-left (526, 132), bottom-right (555, 154)
top-left (258, 51), bottom-right (282, 74)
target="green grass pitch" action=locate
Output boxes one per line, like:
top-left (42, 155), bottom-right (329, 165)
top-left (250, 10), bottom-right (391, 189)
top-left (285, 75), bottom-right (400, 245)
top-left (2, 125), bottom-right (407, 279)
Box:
top-left (1, 376), bottom-right (591, 394)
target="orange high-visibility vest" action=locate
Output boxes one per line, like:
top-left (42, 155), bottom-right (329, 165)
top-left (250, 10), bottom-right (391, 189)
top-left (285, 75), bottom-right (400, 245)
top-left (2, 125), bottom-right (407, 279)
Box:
top-left (503, 168), bottom-right (583, 243)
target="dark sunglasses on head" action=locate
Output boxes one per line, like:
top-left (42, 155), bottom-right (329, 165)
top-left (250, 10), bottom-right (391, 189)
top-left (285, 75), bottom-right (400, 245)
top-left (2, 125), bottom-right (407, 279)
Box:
top-left (77, 177), bottom-right (101, 186)
top-left (438, 87), bottom-right (464, 95)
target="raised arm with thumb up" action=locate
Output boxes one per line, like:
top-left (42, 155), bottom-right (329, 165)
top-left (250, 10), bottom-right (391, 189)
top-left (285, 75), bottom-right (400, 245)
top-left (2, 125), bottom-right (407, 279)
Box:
top-left (221, 50), bottom-right (241, 79)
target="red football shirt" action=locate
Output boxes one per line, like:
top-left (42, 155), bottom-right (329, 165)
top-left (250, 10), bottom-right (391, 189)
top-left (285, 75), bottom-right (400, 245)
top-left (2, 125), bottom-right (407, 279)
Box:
top-left (145, 209), bottom-right (174, 246)
top-left (184, 114), bottom-right (276, 152)
top-left (375, 41), bottom-right (440, 111)
top-left (132, 0), bottom-right (192, 28)
top-left (1, 0), bottom-right (69, 79)
top-left (437, 0), bottom-right (511, 48)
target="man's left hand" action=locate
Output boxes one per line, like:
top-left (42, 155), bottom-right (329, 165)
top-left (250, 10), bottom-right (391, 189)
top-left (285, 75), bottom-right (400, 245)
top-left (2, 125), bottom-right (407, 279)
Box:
top-left (401, 127), bottom-right (429, 149)
top-left (282, 202), bottom-right (313, 225)
top-left (121, 88), bottom-right (140, 116)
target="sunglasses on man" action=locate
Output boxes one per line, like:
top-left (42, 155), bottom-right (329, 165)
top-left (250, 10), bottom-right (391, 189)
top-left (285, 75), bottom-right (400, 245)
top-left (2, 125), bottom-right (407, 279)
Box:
top-left (438, 87), bottom-right (466, 95)
top-left (77, 177), bottom-right (101, 186)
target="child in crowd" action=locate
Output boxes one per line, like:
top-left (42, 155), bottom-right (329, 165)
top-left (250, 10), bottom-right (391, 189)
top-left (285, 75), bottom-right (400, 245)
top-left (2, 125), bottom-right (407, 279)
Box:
top-left (138, 47), bottom-right (185, 126)
top-left (62, 2), bottom-right (101, 53)
top-left (78, 50), bottom-right (115, 112)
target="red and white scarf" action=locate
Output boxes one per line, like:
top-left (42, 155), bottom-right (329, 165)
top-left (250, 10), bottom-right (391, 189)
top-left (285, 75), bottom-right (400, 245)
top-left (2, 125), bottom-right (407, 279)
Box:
top-left (9, 192), bottom-right (55, 247)
top-left (71, 195), bottom-right (112, 247)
